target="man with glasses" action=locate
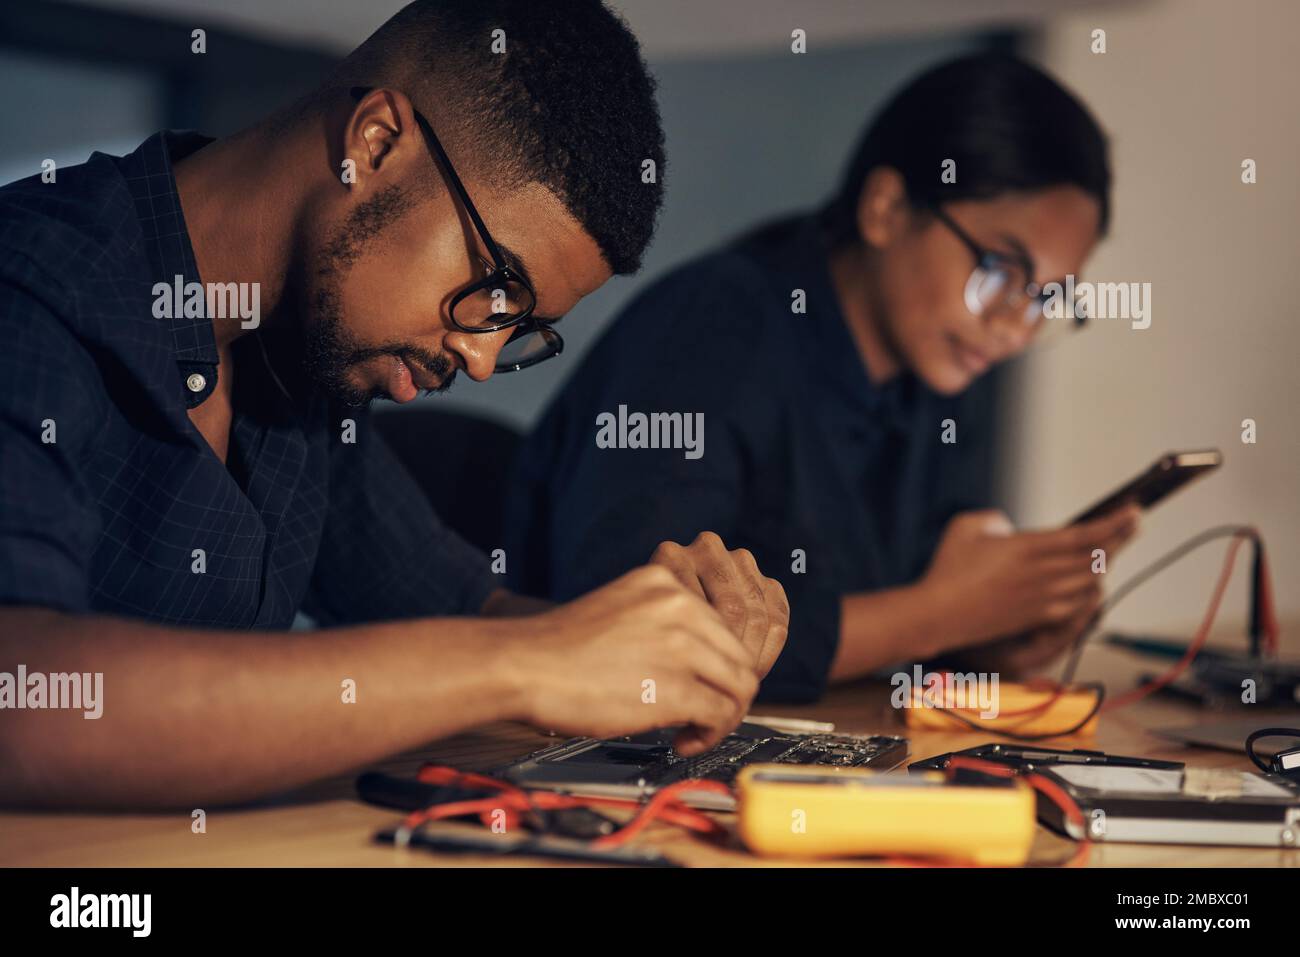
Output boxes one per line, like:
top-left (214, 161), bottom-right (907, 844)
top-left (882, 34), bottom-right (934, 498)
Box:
top-left (0, 1), bottom-right (787, 809)
top-left (507, 54), bottom-right (1139, 703)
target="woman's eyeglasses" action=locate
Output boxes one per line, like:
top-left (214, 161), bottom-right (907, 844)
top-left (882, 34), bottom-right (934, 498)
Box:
top-left (351, 88), bottom-right (563, 373)
top-left (931, 205), bottom-right (1087, 344)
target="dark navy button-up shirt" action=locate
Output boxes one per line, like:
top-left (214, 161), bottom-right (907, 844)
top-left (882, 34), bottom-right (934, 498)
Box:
top-left (0, 132), bottom-right (496, 627)
top-left (506, 215), bottom-right (997, 702)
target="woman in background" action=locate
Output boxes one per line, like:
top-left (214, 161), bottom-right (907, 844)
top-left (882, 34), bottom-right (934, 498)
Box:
top-left (506, 54), bottom-right (1138, 702)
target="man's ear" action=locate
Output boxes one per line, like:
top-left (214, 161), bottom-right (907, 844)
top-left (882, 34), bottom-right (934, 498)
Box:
top-left (855, 166), bottom-right (913, 249)
top-left (343, 88), bottom-right (418, 186)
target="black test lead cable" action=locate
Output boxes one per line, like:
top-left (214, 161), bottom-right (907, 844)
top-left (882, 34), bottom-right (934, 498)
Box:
top-left (1059, 524), bottom-right (1263, 687)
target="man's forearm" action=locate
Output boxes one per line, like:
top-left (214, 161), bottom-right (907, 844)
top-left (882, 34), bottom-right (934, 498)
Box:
top-left (480, 587), bottom-right (554, 617)
top-left (829, 584), bottom-right (951, 682)
top-left (0, 608), bottom-right (528, 810)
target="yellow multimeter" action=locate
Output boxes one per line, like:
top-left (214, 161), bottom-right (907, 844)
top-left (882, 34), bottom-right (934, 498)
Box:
top-left (903, 681), bottom-right (1101, 736)
top-left (735, 764), bottom-right (1036, 865)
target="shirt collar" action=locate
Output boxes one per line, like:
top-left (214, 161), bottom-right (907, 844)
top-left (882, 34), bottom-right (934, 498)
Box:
top-left (117, 131), bottom-right (219, 408)
top-left (753, 215), bottom-right (918, 433)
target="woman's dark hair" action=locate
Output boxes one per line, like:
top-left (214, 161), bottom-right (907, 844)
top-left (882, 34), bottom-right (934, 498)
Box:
top-left (823, 53), bottom-right (1111, 245)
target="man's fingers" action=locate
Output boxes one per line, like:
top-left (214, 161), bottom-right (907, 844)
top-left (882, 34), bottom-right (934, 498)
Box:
top-left (686, 605), bottom-right (761, 679)
top-left (677, 631), bottom-right (759, 710)
top-left (730, 546), bottom-right (788, 674)
top-left (650, 533), bottom-right (786, 678)
top-left (689, 532), bottom-right (767, 663)
top-left (755, 576), bottom-right (789, 677)
top-left (652, 535), bottom-right (757, 649)
top-left (673, 723), bottom-right (725, 757)
top-left (672, 680), bottom-right (746, 755)
top-left (649, 541), bottom-right (707, 598)
top-left (672, 727), bottom-right (712, 756)
top-left (711, 540), bottom-right (789, 678)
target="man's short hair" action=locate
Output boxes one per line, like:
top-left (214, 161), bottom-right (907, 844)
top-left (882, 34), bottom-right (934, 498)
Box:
top-left (329, 0), bottom-right (665, 274)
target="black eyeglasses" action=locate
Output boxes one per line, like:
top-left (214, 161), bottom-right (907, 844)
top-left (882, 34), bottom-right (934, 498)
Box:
top-left (350, 88), bottom-right (562, 373)
top-left (931, 205), bottom-right (1087, 342)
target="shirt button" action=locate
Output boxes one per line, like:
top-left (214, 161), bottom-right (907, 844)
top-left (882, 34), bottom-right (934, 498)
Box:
top-left (186, 373), bottom-right (207, 393)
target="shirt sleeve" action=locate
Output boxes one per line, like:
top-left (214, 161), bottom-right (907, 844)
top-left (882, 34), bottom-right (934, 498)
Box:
top-left (0, 275), bottom-right (104, 612)
top-left (302, 407), bottom-right (498, 624)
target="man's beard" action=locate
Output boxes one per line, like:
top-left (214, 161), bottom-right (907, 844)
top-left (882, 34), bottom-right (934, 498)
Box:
top-left (298, 187), bottom-right (457, 408)
top-left (300, 275), bottom-right (456, 408)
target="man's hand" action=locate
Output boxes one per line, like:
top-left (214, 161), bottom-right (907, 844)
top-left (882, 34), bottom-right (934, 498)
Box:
top-left (921, 506), bottom-right (1139, 657)
top-left (647, 531), bottom-right (789, 678)
top-left (506, 565), bottom-right (762, 756)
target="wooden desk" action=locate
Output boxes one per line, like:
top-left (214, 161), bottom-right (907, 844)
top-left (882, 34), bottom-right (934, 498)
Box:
top-left (3, 669), bottom-right (1298, 868)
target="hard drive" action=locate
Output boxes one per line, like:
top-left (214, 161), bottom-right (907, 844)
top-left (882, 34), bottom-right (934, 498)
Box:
top-left (1033, 764), bottom-right (1300, 847)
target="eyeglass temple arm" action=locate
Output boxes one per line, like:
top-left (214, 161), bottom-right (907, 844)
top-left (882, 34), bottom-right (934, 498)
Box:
top-left (931, 206), bottom-right (989, 264)
top-left (349, 87), bottom-right (511, 273)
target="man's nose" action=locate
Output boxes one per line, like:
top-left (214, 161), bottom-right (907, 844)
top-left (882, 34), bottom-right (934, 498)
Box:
top-left (444, 327), bottom-right (513, 382)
